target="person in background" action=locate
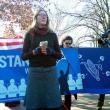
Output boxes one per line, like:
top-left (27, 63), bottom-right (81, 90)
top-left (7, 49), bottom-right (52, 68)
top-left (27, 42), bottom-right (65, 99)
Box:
top-left (60, 36), bottom-right (77, 110)
top-left (21, 8), bottom-right (63, 110)
top-left (97, 29), bottom-right (110, 110)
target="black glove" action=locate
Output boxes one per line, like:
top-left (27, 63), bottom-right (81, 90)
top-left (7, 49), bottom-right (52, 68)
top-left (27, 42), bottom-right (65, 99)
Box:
top-left (34, 47), bottom-right (41, 55)
top-left (46, 47), bottom-right (55, 55)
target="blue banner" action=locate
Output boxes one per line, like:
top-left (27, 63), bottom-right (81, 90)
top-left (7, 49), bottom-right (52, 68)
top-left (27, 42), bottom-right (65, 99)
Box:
top-left (57, 48), bottom-right (110, 94)
top-left (78, 48), bottom-right (110, 94)
top-left (0, 50), bottom-right (28, 102)
top-left (56, 48), bottom-right (81, 94)
top-left (0, 48), bottom-right (110, 102)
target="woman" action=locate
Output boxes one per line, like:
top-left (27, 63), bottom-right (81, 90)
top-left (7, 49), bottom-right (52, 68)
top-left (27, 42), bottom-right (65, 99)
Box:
top-left (60, 36), bottom-right (77, 110)
top-left (21, 9), bottom-right (63, 110)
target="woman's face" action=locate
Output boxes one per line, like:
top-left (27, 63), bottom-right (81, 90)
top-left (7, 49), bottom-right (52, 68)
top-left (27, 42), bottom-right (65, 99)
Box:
top-left (37, 10), bottom-right (48, 26)
top-left (63, 40), bottom-right (72, 48)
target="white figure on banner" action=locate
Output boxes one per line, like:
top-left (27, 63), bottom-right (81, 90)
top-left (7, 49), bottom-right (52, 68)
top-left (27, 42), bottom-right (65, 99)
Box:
top-left (76, 73), bottom-right (83, 90)
top-left (81, 74), bottom-right (86, 79)
top-left (67, 74), bottom-right (76, 90)
top-left (0, 80), bottom-right (7, 98)
top-left (106, 71), bottom-right (110, 76)
top-left (81, 59), bottom-right (101, 81)
top-left (18, 78), bottom-right (26, 96)
top-left (100, 56), bottom-right (105, 62)
top-left (79, 54), bottom-right (82, 59)
top-left (7, 79), bottom-right (18, 98)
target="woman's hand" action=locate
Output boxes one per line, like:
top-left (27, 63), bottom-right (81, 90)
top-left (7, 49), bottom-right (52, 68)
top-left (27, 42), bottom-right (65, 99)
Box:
top-left (33, 46), bottom-right (55, 56)
top-left (33, 47), bottom-right (41, 55)
top-left (40, 46), bottom-right (47, 55)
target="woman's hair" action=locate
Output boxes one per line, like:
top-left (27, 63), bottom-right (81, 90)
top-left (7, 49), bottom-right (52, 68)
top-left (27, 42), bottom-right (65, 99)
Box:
top-left (28, 8), bottom-right (51, 33)
top-left (60, 35), bottom-right (73, 47)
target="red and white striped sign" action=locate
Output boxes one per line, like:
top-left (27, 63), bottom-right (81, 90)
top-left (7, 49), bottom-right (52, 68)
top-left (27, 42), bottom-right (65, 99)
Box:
top-left (0, 36), bottom-right (24, 50)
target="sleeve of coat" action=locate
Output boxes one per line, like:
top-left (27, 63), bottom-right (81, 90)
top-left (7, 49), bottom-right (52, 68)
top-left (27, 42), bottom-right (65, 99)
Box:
top-left (21, 33), bottom-right (33, 61)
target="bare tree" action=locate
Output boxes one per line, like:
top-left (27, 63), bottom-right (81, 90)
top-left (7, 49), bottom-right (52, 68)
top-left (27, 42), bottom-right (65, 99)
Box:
top-left (39, 2), bottom-right (77, 37)
top-left (53, 0), bottom-right (110, 46)
top-left (58, 0), bottom-right (110, 36)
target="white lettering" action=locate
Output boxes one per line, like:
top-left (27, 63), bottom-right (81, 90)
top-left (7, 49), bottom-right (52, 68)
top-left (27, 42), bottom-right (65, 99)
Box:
top-left (14, 55), bottom-right (22, 67)
top-left (0, 55), bottom-right (28, 68)
top-left (25, 68), bottom-right (29, 74)
top-left (0, 56), bottom-right (7, 68)
top-left (22, 60), bottom-right (29, 67)
top-left (7, 55), bottom-right (14, 67)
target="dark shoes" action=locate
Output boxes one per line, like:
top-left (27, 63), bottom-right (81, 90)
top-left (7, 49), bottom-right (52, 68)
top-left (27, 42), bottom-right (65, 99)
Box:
top-left (74, 94), bottom-right (77, 100)
top-left (5, 101), bottom-right (20, 107)
top-left (97, 101), bottom-right (104, 110)
top-left (98, 101), bottom-right (104, 107)
top-left (97, 108), bottom-right (102, 110)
